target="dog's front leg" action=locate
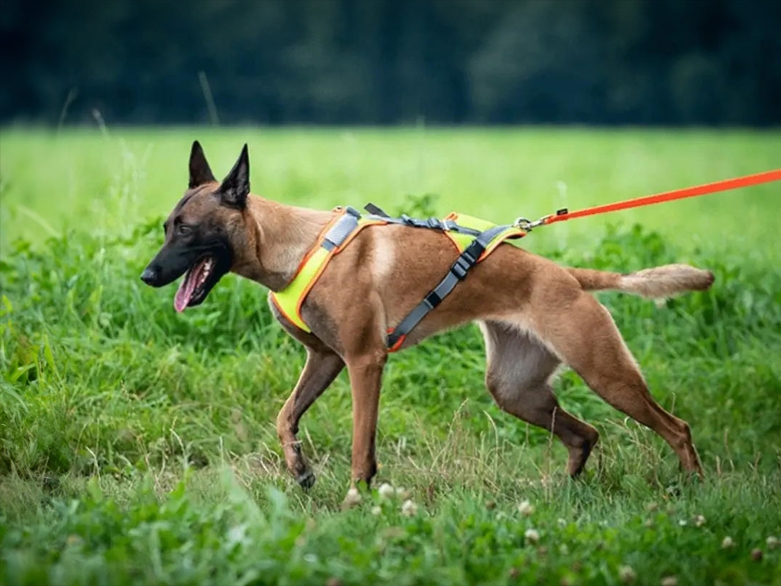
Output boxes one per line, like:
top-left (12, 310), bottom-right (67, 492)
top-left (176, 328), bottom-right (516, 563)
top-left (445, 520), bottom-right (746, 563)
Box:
top-left (276, 348), bottom-right (344, 489)
top-left (344, 351), bottom-right (387, 497)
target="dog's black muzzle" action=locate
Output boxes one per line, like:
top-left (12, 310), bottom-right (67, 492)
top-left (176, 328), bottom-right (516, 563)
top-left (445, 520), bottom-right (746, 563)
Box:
top-left (140, 266), bottom-right (161, 286)
top-left (140, 242), bottom-right (203, 288)
top-left (141, 238), bottom-right (233, 296)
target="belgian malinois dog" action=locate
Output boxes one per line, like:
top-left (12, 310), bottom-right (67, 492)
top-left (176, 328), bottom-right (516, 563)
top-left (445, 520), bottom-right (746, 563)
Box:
top-left (141, 142), bottom-right (713, 500)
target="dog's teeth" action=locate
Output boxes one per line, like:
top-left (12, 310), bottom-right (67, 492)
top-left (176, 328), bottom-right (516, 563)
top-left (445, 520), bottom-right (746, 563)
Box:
top-left (193, 258), bottom-right (213, 290)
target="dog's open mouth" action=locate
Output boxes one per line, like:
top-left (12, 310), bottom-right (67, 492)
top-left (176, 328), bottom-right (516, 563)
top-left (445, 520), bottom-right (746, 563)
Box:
top-left (174, 255), bottom-right (218, 312)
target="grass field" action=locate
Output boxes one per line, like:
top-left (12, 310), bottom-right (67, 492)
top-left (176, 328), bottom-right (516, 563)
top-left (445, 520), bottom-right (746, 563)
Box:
top-left (1, 127), bottom-right (780, 585)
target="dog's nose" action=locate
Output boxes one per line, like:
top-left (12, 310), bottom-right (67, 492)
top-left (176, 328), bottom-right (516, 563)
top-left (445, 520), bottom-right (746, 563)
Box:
top-left (140, 267), bottom-right (158, 285)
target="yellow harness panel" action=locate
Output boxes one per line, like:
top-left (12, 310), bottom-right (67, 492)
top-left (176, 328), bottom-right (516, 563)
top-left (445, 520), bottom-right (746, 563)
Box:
top-left (442, 212), bottom-right (526, 258)
top-left (270, 215), bottom-right (384, 332)
top-left (270, 246), bottom-right (330, 332)
top-left (271, 209), bottom-right (525, 335)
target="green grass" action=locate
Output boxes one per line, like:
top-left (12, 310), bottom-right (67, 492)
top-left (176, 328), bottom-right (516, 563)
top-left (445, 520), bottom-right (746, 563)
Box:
top-left (1, 127), bottom-right (780, 585)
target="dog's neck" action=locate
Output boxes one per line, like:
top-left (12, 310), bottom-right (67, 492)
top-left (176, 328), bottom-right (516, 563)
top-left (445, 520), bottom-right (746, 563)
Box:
top-left (232, 195), bottom-right (333, 292)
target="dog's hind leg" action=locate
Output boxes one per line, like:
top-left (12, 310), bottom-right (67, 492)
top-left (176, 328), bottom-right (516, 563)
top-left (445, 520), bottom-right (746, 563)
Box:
top-left (277, 348), bottom-right (345, 489)
top-left (480, 321), bottom-right (600, 477)
top-left (536, 292), bottom-right (703, 476)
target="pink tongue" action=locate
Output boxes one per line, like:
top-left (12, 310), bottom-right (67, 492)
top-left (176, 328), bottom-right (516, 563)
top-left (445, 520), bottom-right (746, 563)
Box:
top-left (174, 262), bottom-right (204, 313)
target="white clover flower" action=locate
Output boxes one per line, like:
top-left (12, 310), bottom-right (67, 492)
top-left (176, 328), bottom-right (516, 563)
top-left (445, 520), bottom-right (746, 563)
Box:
top-left (517, 500), bottom-right (534, 517)
top-left (342, 487), bottom-right (361, 508)
top-left (401, 499), bottom-right (418, 517)
top-left (661, 576), bottom-right (678, 586)
top-left (766, 536), bottom-right (779, 550)
top-left (721, 536), bottom-right (735, 549)
top-left (618, 565), bottom-right (636, 583)
top-left (524, 528), bottom-right (540, 544)
top-left (693, 515), bottom-right (706, 527)
top-left (378, 483), bottom-right (395, 500)
top-left (370, 505), bottom-right (382, 516)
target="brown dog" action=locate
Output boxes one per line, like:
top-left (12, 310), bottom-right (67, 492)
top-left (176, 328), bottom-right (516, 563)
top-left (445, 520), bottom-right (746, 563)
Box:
top-left (142, 142), bottom-right (713, 497)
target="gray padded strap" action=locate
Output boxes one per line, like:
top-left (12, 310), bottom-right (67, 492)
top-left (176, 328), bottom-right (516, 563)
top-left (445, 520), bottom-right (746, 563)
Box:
top-left (387, 225), bottom-right (508, 349)
top-left (362, 202), bottom-right (481, 235)
top-left (321, 210), bottom-right (361, 251)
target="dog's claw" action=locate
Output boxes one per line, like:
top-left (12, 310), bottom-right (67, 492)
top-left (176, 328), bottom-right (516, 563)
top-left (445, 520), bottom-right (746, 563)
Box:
top-left (296, 469), bottom-right (316, 490)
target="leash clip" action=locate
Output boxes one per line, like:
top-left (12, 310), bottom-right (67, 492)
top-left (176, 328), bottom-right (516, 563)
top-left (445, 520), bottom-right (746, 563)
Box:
top-left (513, 215), bottom-right (550, 231)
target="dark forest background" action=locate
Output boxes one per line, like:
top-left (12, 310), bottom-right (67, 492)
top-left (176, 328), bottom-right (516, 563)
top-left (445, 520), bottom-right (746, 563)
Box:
top-left (1, 0), bottom-right (780, 126)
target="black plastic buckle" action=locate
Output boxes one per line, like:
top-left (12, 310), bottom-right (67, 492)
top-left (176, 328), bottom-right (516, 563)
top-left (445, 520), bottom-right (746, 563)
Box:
top-left (427, 217), bottom-right (443, 230)
top-left (463, 249), bottom-right (477, 264)
top-left (424, 291), bottom-right (442, 308)
top-left (409, 218), bottom-right (428, 228)
top-left (463, 242), bottom-right (483, 264)
top-left (451, 256), bottom-right (472, 280)
top-left (345, 206), bottom-right (362, 218)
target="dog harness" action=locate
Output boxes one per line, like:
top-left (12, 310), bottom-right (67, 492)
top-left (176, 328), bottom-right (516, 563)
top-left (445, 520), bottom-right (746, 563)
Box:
top-left (269, 205), bottom-right (527, 351)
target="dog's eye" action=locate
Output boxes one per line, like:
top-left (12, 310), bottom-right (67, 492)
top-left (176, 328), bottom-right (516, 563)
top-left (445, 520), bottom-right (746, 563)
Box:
top-left (176, 224), bottom-right (192, 236)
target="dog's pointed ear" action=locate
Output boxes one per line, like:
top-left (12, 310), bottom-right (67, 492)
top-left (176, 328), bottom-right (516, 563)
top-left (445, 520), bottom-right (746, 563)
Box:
top-left (188, 140), bottom-right (216, 188)
top-left (218, 144), bottom-right (250, 209)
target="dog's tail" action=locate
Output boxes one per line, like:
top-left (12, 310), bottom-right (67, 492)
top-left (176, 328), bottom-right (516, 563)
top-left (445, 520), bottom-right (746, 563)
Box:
top-left (568, 264), bottom-right (714, 299)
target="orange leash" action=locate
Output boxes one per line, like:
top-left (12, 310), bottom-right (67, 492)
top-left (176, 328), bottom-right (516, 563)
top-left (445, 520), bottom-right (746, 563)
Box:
top-left (517, 169), bottom-right (781, 229)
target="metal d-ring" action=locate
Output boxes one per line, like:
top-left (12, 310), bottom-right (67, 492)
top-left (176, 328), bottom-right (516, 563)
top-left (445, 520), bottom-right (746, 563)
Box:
top-left (513, 215), bottom-right (550, 231)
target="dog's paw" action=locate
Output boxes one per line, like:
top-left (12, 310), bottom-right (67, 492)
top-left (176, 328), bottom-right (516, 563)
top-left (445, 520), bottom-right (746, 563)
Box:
top-left (296, 469), bottom-right (316, 490)
top-left (341, 487), bottom-right (362, 510)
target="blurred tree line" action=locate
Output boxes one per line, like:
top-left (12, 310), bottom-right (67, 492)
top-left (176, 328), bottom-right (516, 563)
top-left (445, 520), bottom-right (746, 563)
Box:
top-left (1, 0), bottom-right (779, 126)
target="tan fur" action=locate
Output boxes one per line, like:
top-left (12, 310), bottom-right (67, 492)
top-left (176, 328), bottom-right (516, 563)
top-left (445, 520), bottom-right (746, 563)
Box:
top-left (157, 150), bottom-right (714, 499)
top-left (568, 264), bottom-right (714, 298)
top-left (249, 197), bottom-right (708, 495)
top-left (368, 231), bottom-right (396, 286)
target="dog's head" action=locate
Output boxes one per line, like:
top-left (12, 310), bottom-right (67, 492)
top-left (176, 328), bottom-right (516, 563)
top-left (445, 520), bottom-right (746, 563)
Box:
top-left (140, 141), bottom-right (250, 312)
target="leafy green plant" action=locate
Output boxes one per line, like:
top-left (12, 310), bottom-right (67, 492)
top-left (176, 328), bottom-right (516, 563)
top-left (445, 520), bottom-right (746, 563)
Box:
top-left (1, 129), bottom-right (779, 585)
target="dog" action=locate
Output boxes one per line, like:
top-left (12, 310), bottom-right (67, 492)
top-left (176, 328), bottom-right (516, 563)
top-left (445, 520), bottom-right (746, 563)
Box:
top-left (141, 142), bottom-right (713, 499)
